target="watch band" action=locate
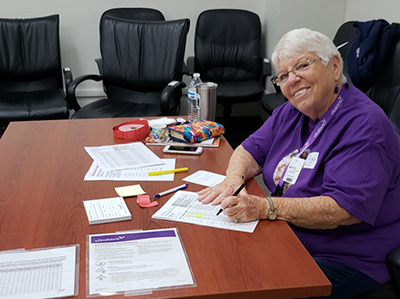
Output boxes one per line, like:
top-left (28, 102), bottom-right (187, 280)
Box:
top-left (113, 119), bottom-right (150, 141)
top-left (266, 196), bottom-right (278, 221)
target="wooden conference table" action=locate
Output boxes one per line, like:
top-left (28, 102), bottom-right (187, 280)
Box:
top-left (0, 118), bottom-right (331, 299)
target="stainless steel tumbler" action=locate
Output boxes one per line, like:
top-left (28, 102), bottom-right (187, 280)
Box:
top-left (195, 82), bottom-right (218, 121)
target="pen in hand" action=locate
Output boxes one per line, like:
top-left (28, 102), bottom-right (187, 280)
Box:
top-left (216, 181), bottom-right (247, 216)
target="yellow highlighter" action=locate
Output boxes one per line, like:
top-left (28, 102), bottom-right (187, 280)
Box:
top-left (148, 167), bottom-right (188, 176)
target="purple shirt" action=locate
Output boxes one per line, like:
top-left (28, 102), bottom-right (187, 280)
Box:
top-left (242, 84), bottom-right (400, 283)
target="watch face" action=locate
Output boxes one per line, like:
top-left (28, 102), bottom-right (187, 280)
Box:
top-left (269, 211), bottom-right (278, 221)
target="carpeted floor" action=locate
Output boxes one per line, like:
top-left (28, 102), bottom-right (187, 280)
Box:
top-left (216, 116), bottom-right (265, 149)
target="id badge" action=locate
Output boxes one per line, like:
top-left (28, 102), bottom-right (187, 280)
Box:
top-left (283, 157), bottom-right (305, 185)
top-left (304, 152), bottom-right (319, 169)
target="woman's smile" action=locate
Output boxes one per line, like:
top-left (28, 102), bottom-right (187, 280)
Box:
top-left (292, 87), bottom-right (310, 98)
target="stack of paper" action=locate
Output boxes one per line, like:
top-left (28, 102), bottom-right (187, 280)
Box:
top-left (83, 197), bottom-right (131, 225)
top-left (84, 142), bottom-right (176, 181)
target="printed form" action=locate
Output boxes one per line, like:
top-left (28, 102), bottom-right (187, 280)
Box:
top-left (85, 158), bottom-right (176, 181)
top-left (152, 191), bottom-right (259, 233)
top-left (87, 228), bottom-right (195, 296)
top-left (84, 142), bottom-right (164, 171)
top-left (0, 245), bottom-right (78, 299)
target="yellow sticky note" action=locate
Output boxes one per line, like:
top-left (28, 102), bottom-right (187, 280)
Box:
top-left (115, 185), bottom-right (147, 197)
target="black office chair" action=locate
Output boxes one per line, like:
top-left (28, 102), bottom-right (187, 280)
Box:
top-left (187, 9), bottom-right (271, 118)
top-left (67, 16), bottom-right (190, 118)
top-left (260, 84), bottom-right (286, 116)
top-left (351, 230), bottom-right (400, 299)
top-left (0, 15), bottom-right (71, 128)
top-left (350, 245), bottom-right (400, 299)
top-left (101, 7), bottom-right (164, 22)
top-left (332, 21), bottom-right (357, 82)
top-left (366, 23), bottom-right (400, 129)
top-left (94, 8), bottom-right (165, 75)
top-left (262, 21), bottom-right (358, 115)
top-left (351, 25), bottom-right (400, 299)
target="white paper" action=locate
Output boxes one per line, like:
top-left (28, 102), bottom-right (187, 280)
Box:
top-left (83, 197), bottom-right (131, 225)
top-left (84, 142), bottom-right (164, 171)
top-left (148, 117), bottom-right (176, 127)
top-left (87, 228), bottom-right (194, 296)
top-left (84, 159), bottom-right (176, 181)
top-left (183, 170), bottom-right (226, 187)
top-left (152, 191), bottom-right (259, 233)
top-left (0, 245), bottom-right (77, 299)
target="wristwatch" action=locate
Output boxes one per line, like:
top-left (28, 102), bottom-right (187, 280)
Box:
top-left (265, 196), bottom-right (278, 220)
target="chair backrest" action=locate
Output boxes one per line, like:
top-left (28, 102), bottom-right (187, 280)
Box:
top-left (194, 9), bottom-right (262, 83)
top-left (333, 21), bottom-right (357, 84)
top-left (387, 245), bottom-right (400, 295)
top-left (101, 7), bottom-right (165, 22)
top-left (100, 16), bottom-right (189, 94)
top-left (333, 21), bottom-right (357, 66)
top-left (95, 8), bottom-right (165, 77)
top-left (0, 15), bottom-right (62, 92)
top-left (366, 26), bottom-right (400, 130)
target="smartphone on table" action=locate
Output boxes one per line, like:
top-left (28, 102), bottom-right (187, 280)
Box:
top-left (162, 145), bottom-right (203, 155)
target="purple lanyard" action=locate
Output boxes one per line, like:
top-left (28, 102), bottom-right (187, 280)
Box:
top-left (277, 94), bottom-right (344, 187)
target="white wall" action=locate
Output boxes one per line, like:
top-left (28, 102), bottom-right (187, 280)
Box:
top-left (278, 0), bottom-right (345, 40)
top-left (345, 0), bottom-right (399, 23)
top-left (260, 0), bottom-right (345, 95)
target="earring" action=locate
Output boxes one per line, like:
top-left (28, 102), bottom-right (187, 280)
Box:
top-left (334, 81), bottom-right (339, 94)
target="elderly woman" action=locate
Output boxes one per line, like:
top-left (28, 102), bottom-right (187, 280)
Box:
top-left (198, 28), bottom-right (400, 299)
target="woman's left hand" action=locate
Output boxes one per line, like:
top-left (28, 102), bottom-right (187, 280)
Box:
top-left (221, 190), bottom-right (268, 223)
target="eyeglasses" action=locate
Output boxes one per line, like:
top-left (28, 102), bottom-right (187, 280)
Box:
top-left (272, 59), bottom-right (316, 86)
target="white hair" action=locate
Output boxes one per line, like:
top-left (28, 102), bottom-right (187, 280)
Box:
top-left (271, 28), bottom-right (347, 83)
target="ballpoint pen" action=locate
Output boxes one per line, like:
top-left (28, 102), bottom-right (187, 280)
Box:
top-left (154, 184), bottom-right (189, 198)
top-left (216, 181), bottom-right (247, 216)
top-left (148, 167), bottom-right (188, 176)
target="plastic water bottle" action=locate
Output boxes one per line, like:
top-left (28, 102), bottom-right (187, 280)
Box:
top-left (187, 73), bottom-right (202, 122)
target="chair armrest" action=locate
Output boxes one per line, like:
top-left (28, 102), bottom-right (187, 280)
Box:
top-left (181, 61), bottom-right (189, 76)
top-left (186, 56), bottom-right (195, 76)
top-left (95, 58), bottom-right (103, 75)
top-left (94, 58), bottom-right (108, 94)
top-left (269, 76), bottom-right (282, 93)
top-left (161, 81), bottom-right (186, 115)
top-left (260, 57), bottom-right (272, 90)
top-left (387, 245), bottom-right (400, 295)
top-left (67, 74), bottom-right (103, 112)
top-left (63, 67), bottom-right (73, 90)
top-left (263, 58), bottom-right (272, 78)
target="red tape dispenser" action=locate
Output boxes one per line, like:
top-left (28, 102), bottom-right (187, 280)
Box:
top-left (113, 119), bottom-right (150, 141)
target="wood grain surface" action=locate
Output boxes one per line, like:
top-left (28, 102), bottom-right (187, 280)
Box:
top-left (0, 118), bottom-right (331, 298)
